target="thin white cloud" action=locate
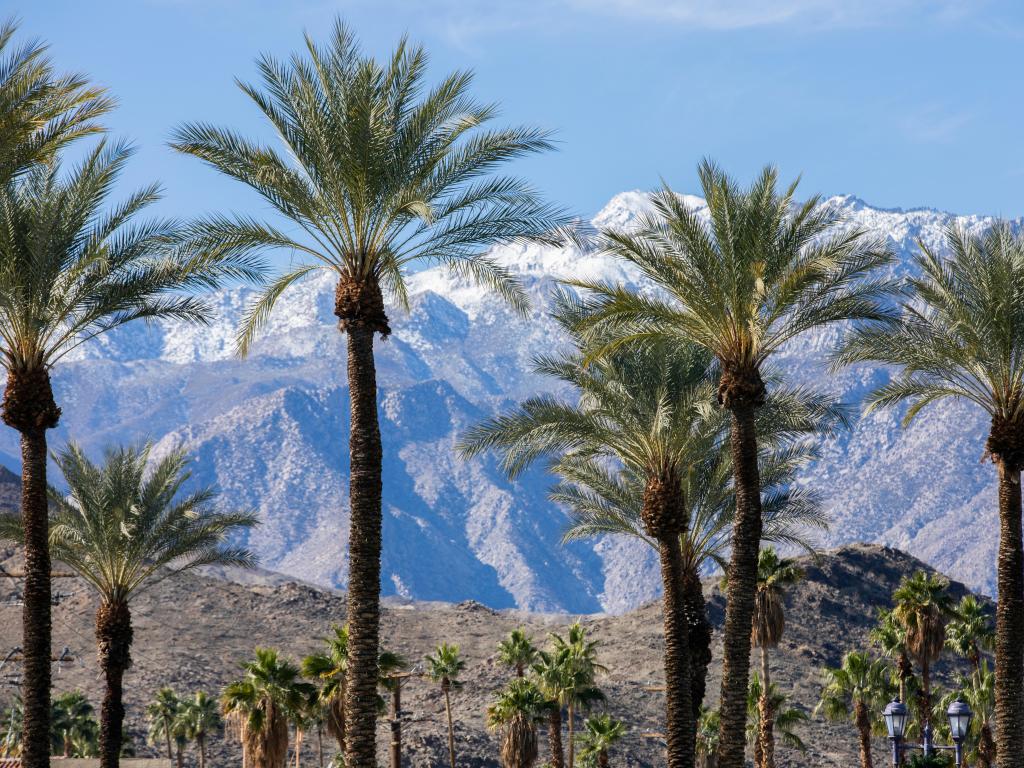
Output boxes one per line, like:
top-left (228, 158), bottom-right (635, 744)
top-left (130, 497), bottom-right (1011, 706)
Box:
top-left (899, 106), bottom-right (971, 144)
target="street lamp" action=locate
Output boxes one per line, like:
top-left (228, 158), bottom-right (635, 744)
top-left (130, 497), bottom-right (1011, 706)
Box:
top-left (883, 697), bottom-right (973, 768)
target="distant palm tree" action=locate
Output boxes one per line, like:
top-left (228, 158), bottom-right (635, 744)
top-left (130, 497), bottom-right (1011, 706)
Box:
top-left (171, 22), bottom-right (566, 766)
top-left (532, 648), bottom-right (568, 768)
top-left (487, 678), bottom-right (549, 768)
top-left (937, 661), bottom-right (996, 768)
top-left (498, 629), bottom-right (539, 678)
top-left (892, 572), bottom-right (955, 727)
top-left (550, 623), bottom-right (606, 768)
top-left (146, 689), bottom-right (181, 762)
top-left (816, 651), bottom-right (894, 768)
top-left (426, 643), bottom-right (465, 768)
top-left (750, 548), bottom-right (803, 768)
top-left (872, 609), bottom-right (916, 705)
top-left (222, 648), bottom-right (316, 768)
top-left (377, 648), bottom-right (409, 768)
top-left (51, 692), bottom-right (97, 758)
top-left (833, 221), bottom-right (1024, 768)
top-left (695, 707), bottom-right (720, 768)
top-left (567, 163), bottom-right (895, 768)
top-left (946, 596), bottom-right (995, 678)
top-left (745, 676), bottom-right (807, 768)
top-left (0, 444), bottom-right (256, 768)
top-left (179, 692), bottom-right (221, 768)
top-left (301, 626), bottom-right (349, 753)
top-left (577, 714), bottom-right (625, 768)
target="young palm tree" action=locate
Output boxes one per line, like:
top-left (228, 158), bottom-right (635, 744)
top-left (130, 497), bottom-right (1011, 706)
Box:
top-left (745, 676), bottom-right (807, 768)
top-left (532, 648), bottom-right (569, 768)
top-left (498, 629), bottom-right (539, 678)
top-left (487, 678), bottom-right (549, 768)
top-left (577, 714), bottom-right (625, 768)
top-left (816, 651), bottom-right (894, 768)
top-left (146, 689), bottom-right (181, 762)
top-left (567, 163), bottom-right (895, 768)
top-left (750, 548), bottom-right (803, 768)
top-left (51, 692), bottom-right (97, 758)
top-left (0, 444), bottom-right (255, 768)
top-left (550, 623), bottom-right (606, 768)
top-left (833, 221), bottom-right (1024, 767)
top-left (695, 707), bottom-right (720, 768)
top-left (891, 572), bottom-right (954, 727)
top-left (946, 596), bottom-right (995, 678)
top-left (425, 643), bottom-right (465, 768)
top-left (171, 22), bottom-right (567, 766)
top-left (179, 692), bottom-right (221, 768)
top-left (0, 140), bottom-right (257, 768)
top-left (872, 609), bottom-right (917, 705)
top-left (222, 648), bottom-right (316, 768)
top-left (301, 626), bottom-right (349, 753)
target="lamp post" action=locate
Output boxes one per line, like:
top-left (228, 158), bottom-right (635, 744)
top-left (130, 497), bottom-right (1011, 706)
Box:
top-left (883, 697), bottom-right (973, 768)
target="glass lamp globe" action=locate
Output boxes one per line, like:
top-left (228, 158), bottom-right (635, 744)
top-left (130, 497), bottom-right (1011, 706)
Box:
top-left (883, 699), bottom-right (909, 740)
top-left (947, 698), bottom-right (973, 741)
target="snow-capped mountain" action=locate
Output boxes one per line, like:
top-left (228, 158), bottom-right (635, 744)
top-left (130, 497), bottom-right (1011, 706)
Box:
top-left (0, 193), bottom-right (1011, 613)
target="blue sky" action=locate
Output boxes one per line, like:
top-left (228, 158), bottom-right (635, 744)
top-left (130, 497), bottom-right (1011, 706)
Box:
top-left (14, 0), bottom-right (1024, 222)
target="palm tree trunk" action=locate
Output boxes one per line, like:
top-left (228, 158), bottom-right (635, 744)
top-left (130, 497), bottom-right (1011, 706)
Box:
top-left (979, 722), bottom-right (995, 768)
top-left (390, 684), bottom-right (401, 768)
top-left (199, 733), bottom-right (206, 768)
top-left (995, 460), bottom-right (1024, 768)
top-left (342, 324), bottom-right (384, 768)
top-left (660, 537), bottom-right (694, 768)
top-left (758, 647), bottom-right (775, 768)
top-left (295, 725), bottom-right (302, 768)
top-left (920, 657), bottom-right (931, 728)
top-left (598, 748), bottom-right (609, 768)
top-left (175, 741), bottom-right (183, 768)
top-left (443, 687), bottom-right (456, 768)
top-left (96, 599), bottom-right (132, 768)
top-left (682, 562), bottom-right (712, 731)
top-left (163, 715), bottom-right (173, 760)
top-left (854, 702), bottom-right (873, 768)
top-left (547, 707), bottom-right (564, 768)
top-left (567, 702), bottom-right (575, 768)
top-left (717, 402), bottom-right (764, 768)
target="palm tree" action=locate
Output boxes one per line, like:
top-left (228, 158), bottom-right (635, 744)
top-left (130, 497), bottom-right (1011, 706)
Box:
top-left (0, 139), bottom-right (257, 768)
top-left (377, 648), bottom-right (409, 768)
top-left (946, 596), bottom-right (995, 678)
top-left (171, 21), bottom-right (566, 767)
top-left (937, 661), bottom-right (996, 768)
top-left (222, 648), bottom-right (316, 768)
top-left (695, 707), bottom-right (720, 768)
top-left (146, 688), bottom-right (181, 762)
top-left (487, 678), bottom-right (549, 768)
top-left (425, 643), bottom-right (465, 768)
top-left (51, 692), bottom-right (97, 758)
top-left (0, 443), bottom-right (256, 768)
top-left (750, 548), bottom-right (803, 768)
top-left (179, 692), bottom-right (221, 768)
top-left (577, 714), bottom-right (625, 768)
top-left (0, 698), bottom-right (22, 757)
top-left (745, 676), bottom-right (807, 768)
top-left (816, 651), bottom-right (894, 768)
top-left (532, 648), bottom-right (568, 768)
top-left (464, 297), bottom-right (837, 766)
top-left (550, 623), bottom-right (606, 768)
top-left (566, 163), bottom-right (895, 768)
top-left (873, 609), bottom-right (916, 705)
top-left (833, 221), bottom-right (1024, 768)
top-left (891, 572), bottom-right (955, 726)
top-left (301, 626), bottom-right (349, 753)
top-left (498, 629), bottom-right (539, 678)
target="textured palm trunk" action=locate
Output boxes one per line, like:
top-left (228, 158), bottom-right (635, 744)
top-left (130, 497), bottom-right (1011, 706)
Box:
top-left (598, 748), bottom-right (609, 768)
top-left (758, 647), bottom-right (775, 768)
top-left (326, 690), bottom-right (346, 752)
top-left (681, 562), bottom-right (712, 731)
top-left (342, 325), bottom-right (384, 768)
top-left (567, 702), bottom-right (575, 768)
top-left (442, 682), bottom-right (456, 768)
top-left (547, 707), bottom-right (564, 768)
top-left (995, 461), bottom-right (1024, 768)
top-left (163, 716), bottom-right (173, 760)
top-left (390, 683), bottom-right (402, 768)
top-left (979, 722), bottom-right (995, 768)
top-left (175, 741), bottom-right (183, 768)
top-left (660, 537), bottom-right (695, 768)
top-left (97, 599), bottom-right (132, 768)
top-left (920, 657), bottom-right (931, 728)
top-left (854, 702), bottom-right (873, 768)
top-left (717, 402), bottom-right (763, 768)
top-left (198, 733), bottom-right (207, 768)
top-left (316, 725), bottom-right (323, 768)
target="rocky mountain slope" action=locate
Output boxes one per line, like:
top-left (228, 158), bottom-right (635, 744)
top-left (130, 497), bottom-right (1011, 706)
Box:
top-left (0, 192), bottom-right (1013, 612)
top-left (0, 543), bottom-right (983, 768)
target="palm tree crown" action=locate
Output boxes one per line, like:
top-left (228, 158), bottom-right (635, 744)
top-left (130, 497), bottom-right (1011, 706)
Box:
top-left (752, 547), bottom-right (803, 651)
top-left (946, 595), bottom-right (994, 673)
top-left (498, 629), bottom-right (539, 678)
top-left (487, 678), bottom-right (549, 768)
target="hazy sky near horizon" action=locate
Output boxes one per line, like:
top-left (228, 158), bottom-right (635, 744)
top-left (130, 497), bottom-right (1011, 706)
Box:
top-left (15, 0), bottom-right (1024, 222)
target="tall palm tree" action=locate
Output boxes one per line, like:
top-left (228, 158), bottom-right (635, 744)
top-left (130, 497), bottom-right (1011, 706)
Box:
top-left (577, 714), bottom-right (625, 768)
top-left (51, 691), bottom-right (97, 758)
top-left (301, 626), bottom-right (349, 753)
top-left (425, 643), bottom-right (465, 768)
top-left (816, 651), bottom-right (894, 768)
top-left (0, 139), bottom-right (257, 768)
top-left (0, 444), bottom-right (255, 768)
top-left (222, 648), bottom-right (316, 768)
top-left (531, 648), bottom-right (568, 768)
top-left (171, 21), bottom-right (567, 766)
top-left (946, 596), bottom-right (995, 678)
top-left (872, 609), bottom-right (916, 705)
top-left (833, 221), bottom-right (1024, 767)
top-left (566, 163), bottom-right (896, 768)
top-left (146, 689), bottom-right (181, 762)
top-left (179, 692), bottom-right (221, 768)
top-left (487, 678), bottom-right (549, 768)
top-left (550, 623), bottom-right (606, 768)
top-left (750, 547), bottom-right (803, 768)
top-left (498, 629), bottom-right (539, 678)
top-left (464, 296), bottom-right (837, 767)
top-left (745, 676), bottom-right (807, 768)
top-left (891, 572), bottom-right (954, 727)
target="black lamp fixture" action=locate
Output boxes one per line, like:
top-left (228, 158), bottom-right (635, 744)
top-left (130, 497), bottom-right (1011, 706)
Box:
top-left (883, 697), bottom-right (973, 768)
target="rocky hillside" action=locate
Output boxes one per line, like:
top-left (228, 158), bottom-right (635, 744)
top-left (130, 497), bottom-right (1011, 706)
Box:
top-left (0, 543), bottom-right (986, 767)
